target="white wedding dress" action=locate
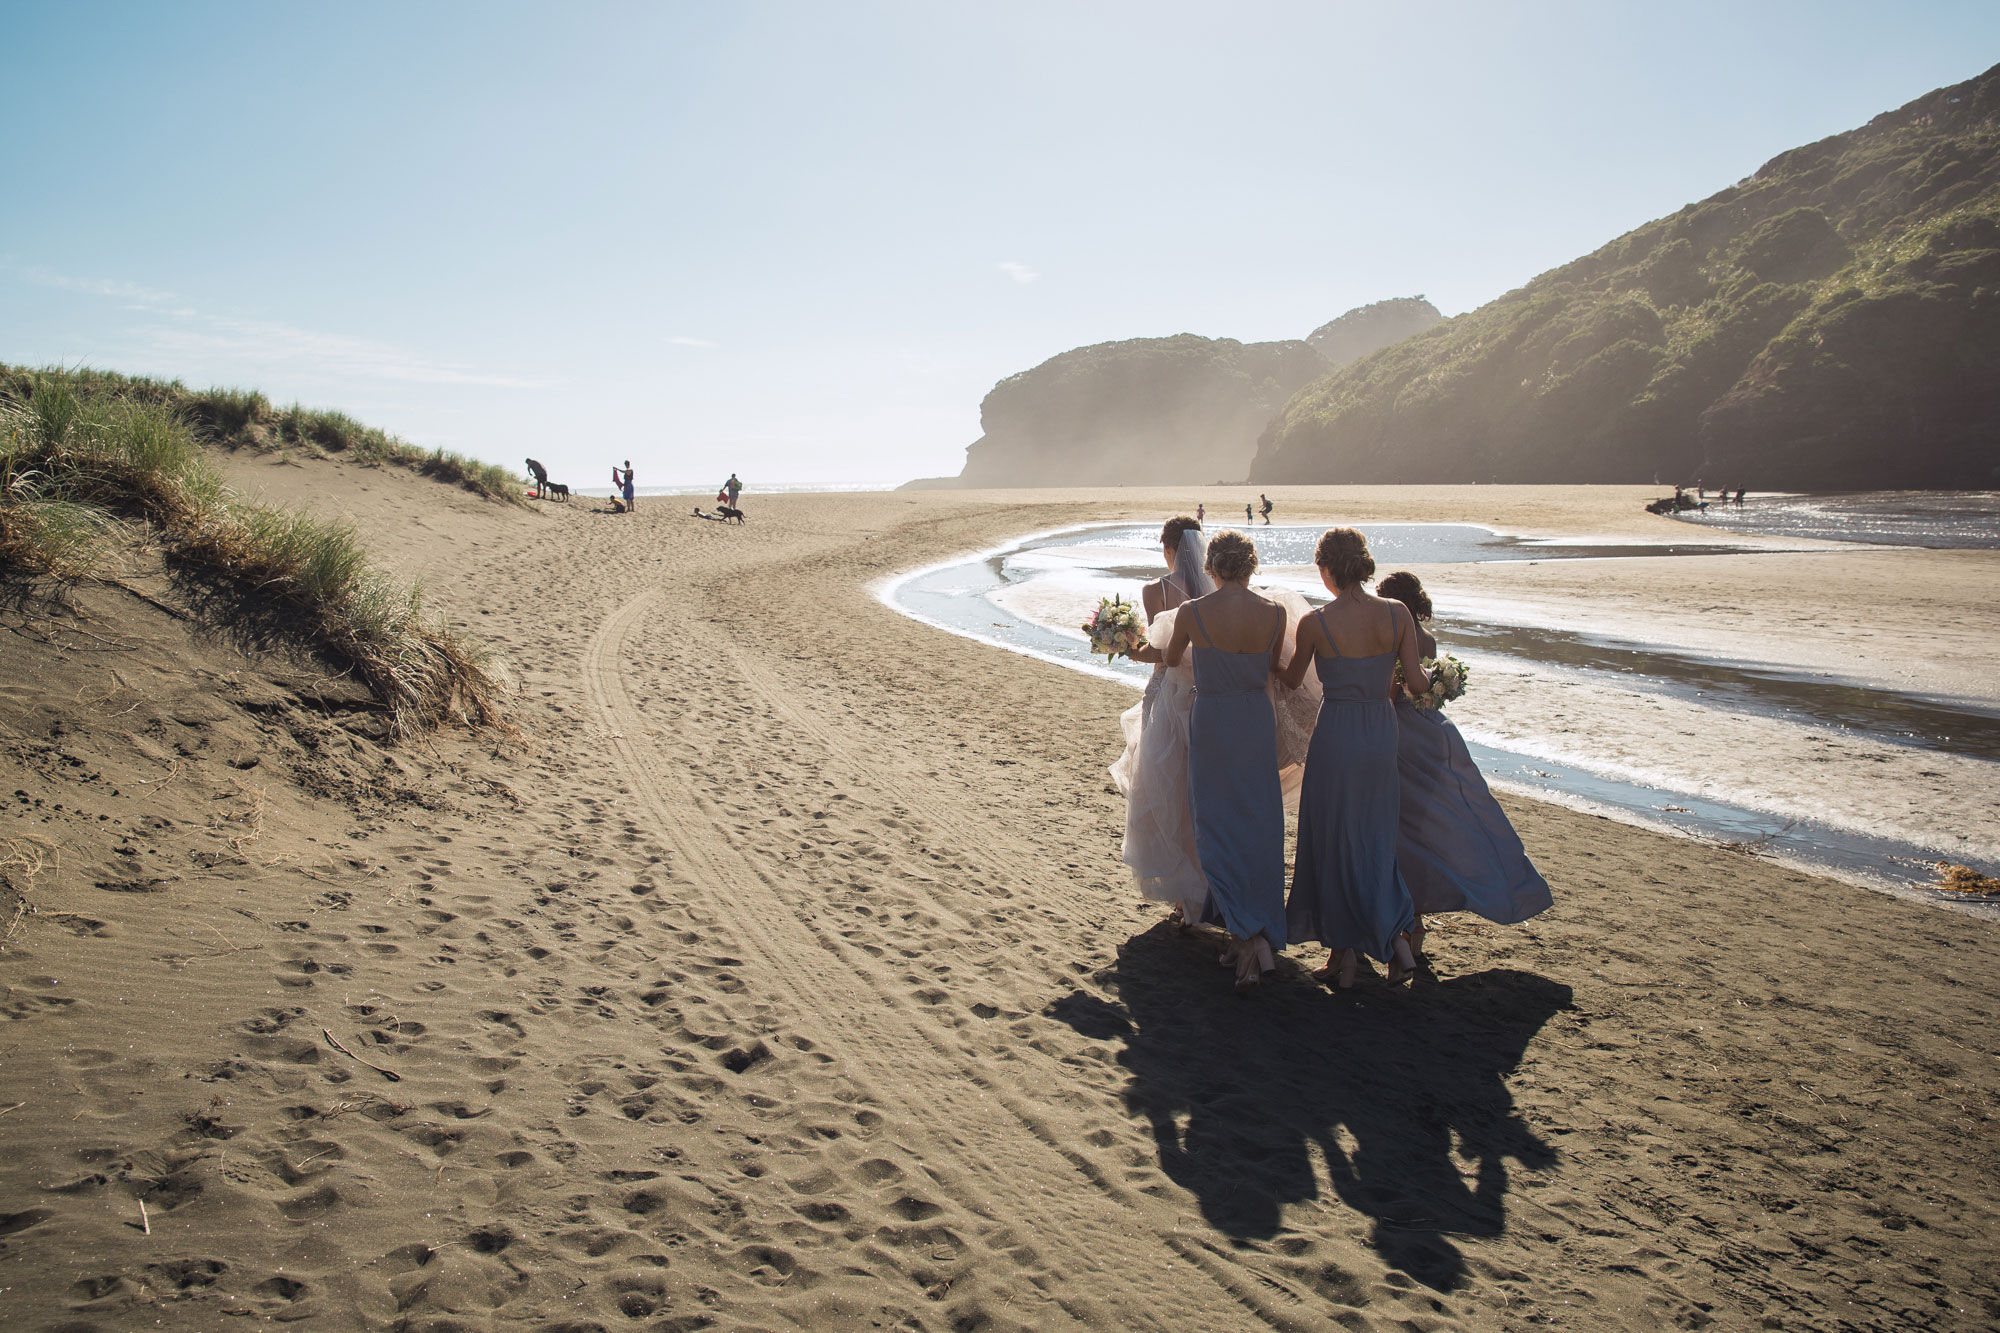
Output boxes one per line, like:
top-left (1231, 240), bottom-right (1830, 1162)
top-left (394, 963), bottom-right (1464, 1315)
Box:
top-left (1110, 599), bottom-right (1209, 918)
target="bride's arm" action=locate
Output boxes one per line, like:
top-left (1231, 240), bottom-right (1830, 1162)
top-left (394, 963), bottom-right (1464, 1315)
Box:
top-left (1129, 581), bottom-right (1166, 663)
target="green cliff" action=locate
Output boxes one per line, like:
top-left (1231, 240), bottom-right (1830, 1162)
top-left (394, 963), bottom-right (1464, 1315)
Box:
top-left (1253, 63), bottom-right (2000, 488)
top-left (1306, 297), bottom-right (1442, 368)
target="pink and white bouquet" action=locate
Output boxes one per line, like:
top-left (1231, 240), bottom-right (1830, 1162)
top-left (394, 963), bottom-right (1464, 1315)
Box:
top-left (1082, 595), bottom-right (1147, 659)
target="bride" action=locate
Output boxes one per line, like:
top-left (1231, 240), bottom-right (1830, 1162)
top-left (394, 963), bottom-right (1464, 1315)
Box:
top-left (1109, 516), bottom-right (1212, 924)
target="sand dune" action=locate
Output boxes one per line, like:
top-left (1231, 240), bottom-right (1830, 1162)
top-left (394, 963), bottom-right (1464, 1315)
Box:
top-left (0, 463), bottom-right (1995, 1331)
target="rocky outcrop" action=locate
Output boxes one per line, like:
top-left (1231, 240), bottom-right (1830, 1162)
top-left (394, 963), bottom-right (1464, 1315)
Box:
top-left (947, 334), bottom-right (1325, 487)
top-left (1252, 63), bottom-right (2000, 488)
top-left (920, 296), bottom-right (1444, 489)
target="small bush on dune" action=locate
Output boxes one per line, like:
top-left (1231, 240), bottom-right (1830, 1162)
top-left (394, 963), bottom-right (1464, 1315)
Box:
top-left (0, 362), bottom-right (525, 504)
top-left (0, 368), bottom-right (508, 738)
top-left (0, 482), bottom-right (119, 580)
top-left (177, 507), bottom-right (507, 734)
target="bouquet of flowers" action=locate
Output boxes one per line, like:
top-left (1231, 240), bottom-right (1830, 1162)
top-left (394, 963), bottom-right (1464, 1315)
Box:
top-left (1400, 654), bottom-right (1469, 711)
top-left (1082, 595), bottom-right (1147, 659)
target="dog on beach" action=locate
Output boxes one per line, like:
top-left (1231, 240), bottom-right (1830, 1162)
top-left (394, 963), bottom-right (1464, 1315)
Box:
top-left (717, 504), bottom-right (745, 523)
top-left (547, 482), bottom-right (570, 502)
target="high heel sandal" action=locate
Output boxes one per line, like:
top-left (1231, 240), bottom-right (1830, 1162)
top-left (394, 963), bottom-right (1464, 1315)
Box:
top-left (1385, 934), bottom-right (1418, 987)
top-left (1232, 935), bottom-right (1271, 997)
top-left (1310, 948), bottom-right (1361, 989)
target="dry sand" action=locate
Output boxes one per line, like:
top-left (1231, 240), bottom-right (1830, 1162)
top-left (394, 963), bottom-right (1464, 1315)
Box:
top-left (1, 467), bottom-right (1996, 1332)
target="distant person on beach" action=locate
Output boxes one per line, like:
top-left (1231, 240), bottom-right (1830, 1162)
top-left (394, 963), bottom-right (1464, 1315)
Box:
top-left (726, 473), bottom-right (742, 508)
top-left (1196, 503), bottom-right (1205, 524)
top-left (1259, 494), bottom-right (1273, 525)
top-left (1245, 503), bottom-right (1253, 524)
top-left (622, 461), bottom-right (636, 511)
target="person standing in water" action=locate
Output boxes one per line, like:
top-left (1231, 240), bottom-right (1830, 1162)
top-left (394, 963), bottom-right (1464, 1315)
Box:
top-left (1259, 494), bottom-right (1274, 525)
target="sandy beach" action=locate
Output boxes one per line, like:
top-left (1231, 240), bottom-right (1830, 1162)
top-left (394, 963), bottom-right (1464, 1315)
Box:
top-left (2, 464), bottom-right (1997, 1332)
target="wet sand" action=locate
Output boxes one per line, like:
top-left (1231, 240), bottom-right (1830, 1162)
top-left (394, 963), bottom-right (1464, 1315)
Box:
top-left (1, 471), bottom-right (1996, 1332)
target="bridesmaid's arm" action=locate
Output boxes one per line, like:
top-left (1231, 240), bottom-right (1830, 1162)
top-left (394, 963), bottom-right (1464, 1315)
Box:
top-left (1394, 604), bottom-right (1431, 696)
top-left (1277, 617), bottom-right (1317, 690)
top-left (1163, 614), bottom-right (1193, 668)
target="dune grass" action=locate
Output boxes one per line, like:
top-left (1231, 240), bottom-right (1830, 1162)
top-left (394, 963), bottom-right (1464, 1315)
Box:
top-left (0, 363), bottom-right (525, 504)
top-left (0, 368), bottom-right (507, 737)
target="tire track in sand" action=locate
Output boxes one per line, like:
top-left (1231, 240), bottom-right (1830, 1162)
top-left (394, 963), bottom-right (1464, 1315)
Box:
top-left (721, 641), bottom-right (1346, 1328)
top-left (586, 588), bottom-right (1340, 1333)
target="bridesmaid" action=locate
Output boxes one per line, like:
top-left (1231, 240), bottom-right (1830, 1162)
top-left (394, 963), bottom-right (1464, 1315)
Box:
top-left (1279, 528), bottom-right (1428, 988)
top-left (1163, 531), bottom-right (1288, 994)
top-left (1377, 571), bottom-right (1553, 956)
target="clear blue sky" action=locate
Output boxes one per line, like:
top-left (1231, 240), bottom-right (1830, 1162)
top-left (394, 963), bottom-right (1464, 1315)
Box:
top-left (3, 2), bottom-right (1996, 485)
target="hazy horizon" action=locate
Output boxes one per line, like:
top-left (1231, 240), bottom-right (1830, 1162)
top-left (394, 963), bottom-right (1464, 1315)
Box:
top-left (4, 2), bottom-right (1997, 486)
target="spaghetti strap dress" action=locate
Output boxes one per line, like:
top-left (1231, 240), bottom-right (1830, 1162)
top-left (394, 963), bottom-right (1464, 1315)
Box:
top-left (1395, 697), bottom-right (1553, 923)
top-left (1183, 604), bottom-right (1287, 948)
top-left (1285, 610), bottom-right (1416, 961)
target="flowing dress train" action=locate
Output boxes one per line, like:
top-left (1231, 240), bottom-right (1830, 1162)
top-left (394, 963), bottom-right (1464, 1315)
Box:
top-left (1395, 699), bottom-right (1553, 923)
top-left (1285, 616), bottom-right (1415, 962)
top-left (1184, 605), bottom-right (1287, 951)
top-left (1109, 606), bottom-right (1206, 918)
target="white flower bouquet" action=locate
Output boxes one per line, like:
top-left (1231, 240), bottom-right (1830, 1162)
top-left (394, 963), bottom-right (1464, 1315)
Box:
top-left (1082, 595), bottom-right (1147, 659)
top-left (1403, 654), bottom-right (1469, 711)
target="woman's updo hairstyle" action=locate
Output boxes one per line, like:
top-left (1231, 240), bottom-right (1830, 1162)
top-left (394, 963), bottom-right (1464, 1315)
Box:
top-left (1204, 529), bottom-right (1259, 582)
top-left (1160, 514), bottom-right (1201, 548)
top-left (1376, 571), bottom-right (1432, 621)
top-left (1314, 527), bottom-right (1375, 587)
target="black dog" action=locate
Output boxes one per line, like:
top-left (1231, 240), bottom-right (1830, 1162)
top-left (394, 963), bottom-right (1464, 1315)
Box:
top-left (716, 504), bottom-right (745, 523)
top-left (548, 482), bottom-right (570, 502)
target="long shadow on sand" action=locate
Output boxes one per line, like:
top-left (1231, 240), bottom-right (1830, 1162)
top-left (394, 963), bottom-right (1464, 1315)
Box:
top-left (1047, 926), bottom-right (1572, 1290)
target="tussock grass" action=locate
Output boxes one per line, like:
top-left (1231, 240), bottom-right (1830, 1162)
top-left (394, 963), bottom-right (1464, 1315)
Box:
top-left (0, 363), bottom-right (525, 504)
top-left (0, 368), bottom-right (508, 738)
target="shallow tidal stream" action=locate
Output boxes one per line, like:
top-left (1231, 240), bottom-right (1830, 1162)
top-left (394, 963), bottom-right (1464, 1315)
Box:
top-left (884, 522), bottom-right (2000, 907)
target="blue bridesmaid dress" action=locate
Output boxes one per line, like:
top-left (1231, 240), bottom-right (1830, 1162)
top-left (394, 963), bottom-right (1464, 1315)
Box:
top-left (1183, 605), bottom-right (1288, 948)
top-left (1285, 612), bottom-right (1415, 961)
top-left (1395, 699), bottom-right (1553, 923)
